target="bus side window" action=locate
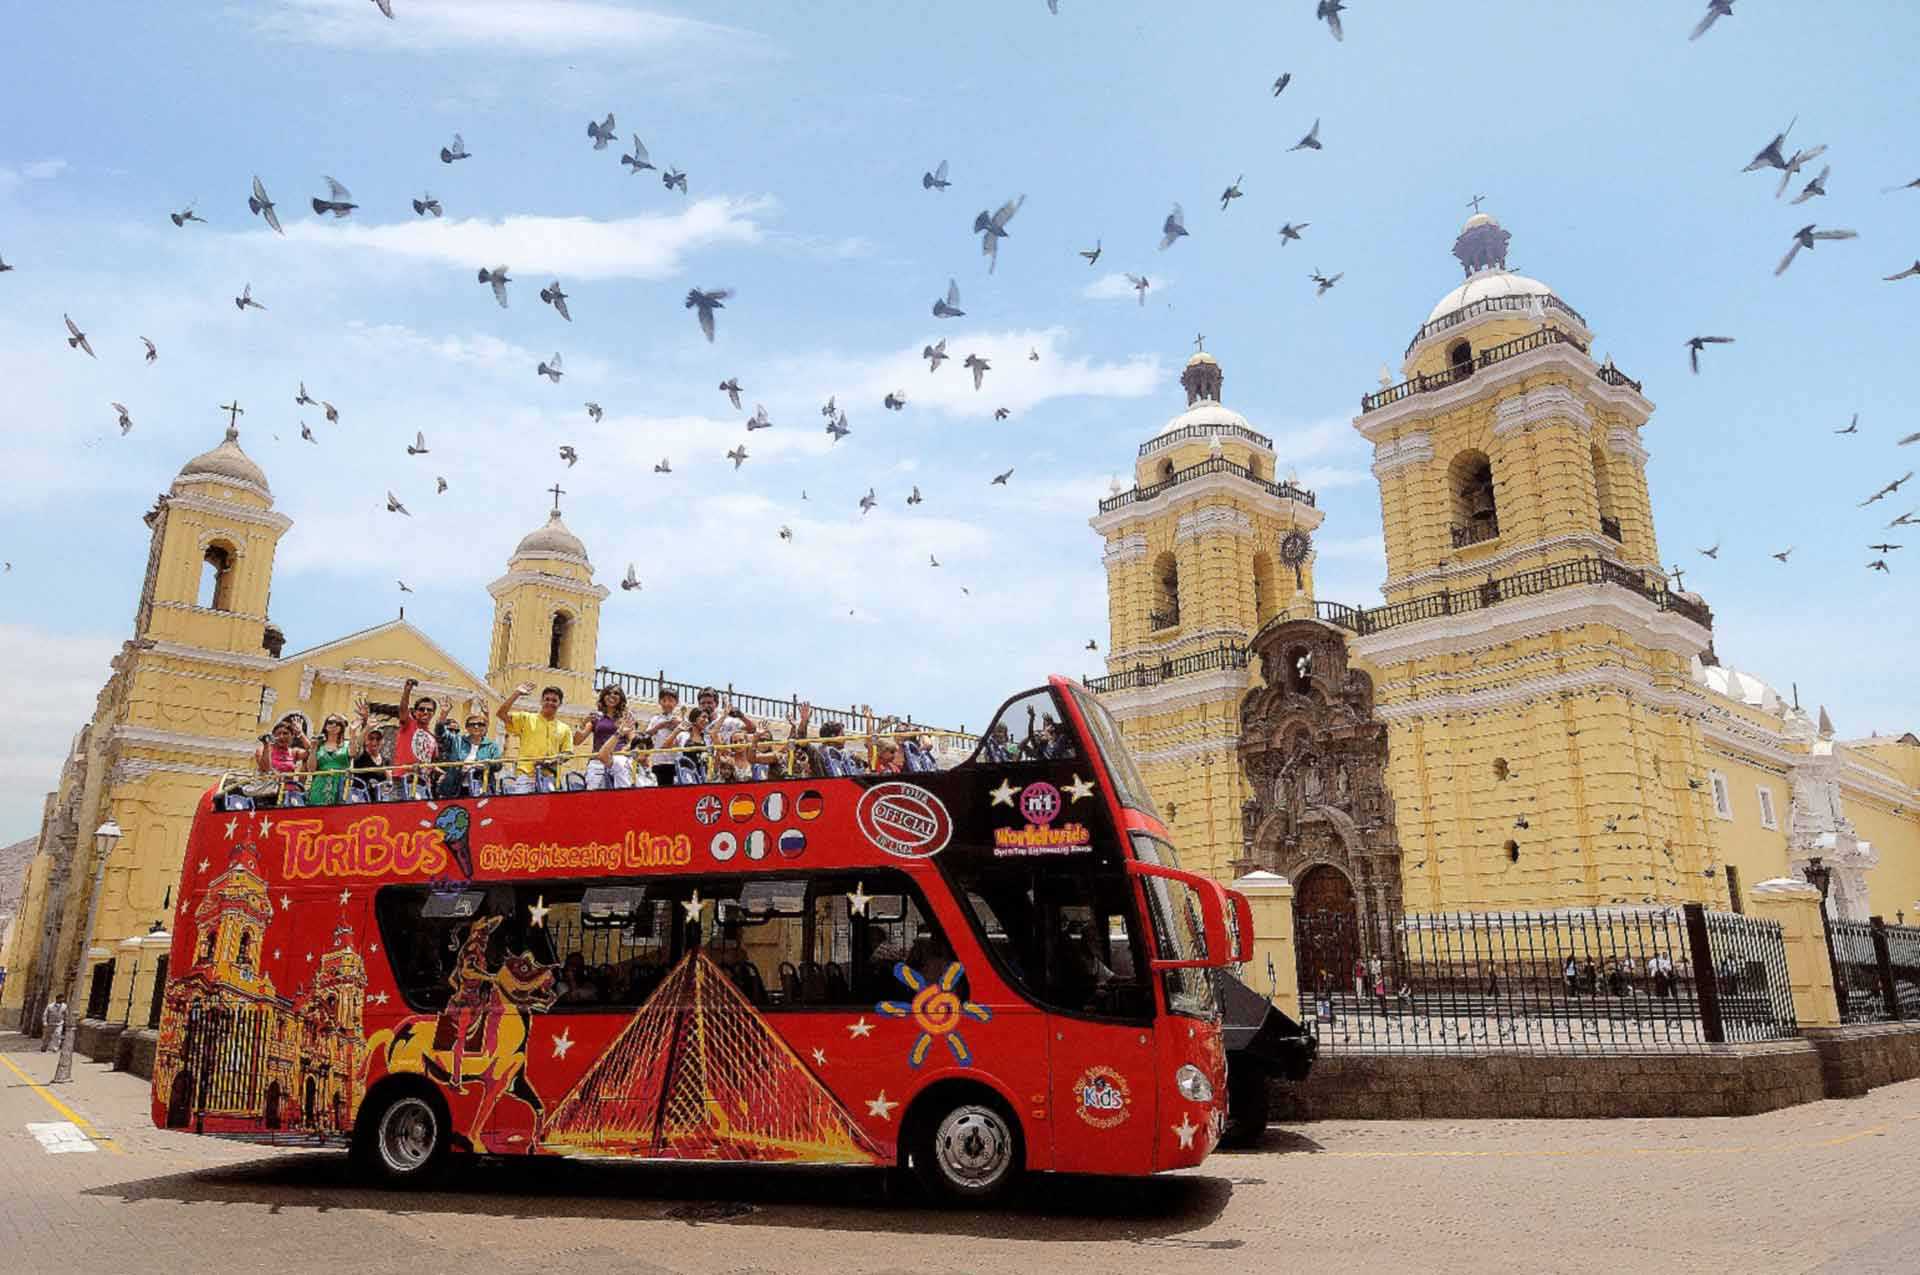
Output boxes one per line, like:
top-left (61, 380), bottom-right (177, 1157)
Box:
top-left (948, 860), bottom-right (1151, 1021)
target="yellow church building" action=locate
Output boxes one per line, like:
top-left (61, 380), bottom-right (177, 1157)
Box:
top-left (1090, 212), bottom-right (1920, 954)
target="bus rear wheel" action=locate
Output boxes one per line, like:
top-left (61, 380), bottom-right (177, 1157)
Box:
top-left (351, 1087), bottom-right (448, 1188)
top-left (908, 1095), bottom-right (1023, 1206)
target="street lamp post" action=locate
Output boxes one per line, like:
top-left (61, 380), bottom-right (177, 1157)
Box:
top-left (52, 819), bottom-right (121, 1085)
top-left (1801, 854), bottom-right (1844, 1017)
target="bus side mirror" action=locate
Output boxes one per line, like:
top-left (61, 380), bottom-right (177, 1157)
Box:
top-left (1124, 860), bottom-right (1248, 969)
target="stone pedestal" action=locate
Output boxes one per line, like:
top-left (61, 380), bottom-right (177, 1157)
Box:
top-left (1748, 877), bottom-right (1840, 1030)
top-left (1230, 870), bottom-right (1300, 1021)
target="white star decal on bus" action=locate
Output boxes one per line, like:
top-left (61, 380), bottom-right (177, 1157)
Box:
top-left (258, 816), bottom-right (273, 837)
top-left (681, 890), bottom-right (706, 923)
top-left (528, 894), bottom-right (550, 928)
top-left (866, 1091), bottom-right (898, 1120)
top-left (1063, 773), bottom-right (1096, 803)
top-left (1172, 1113), bottom-right (1199, 1149)
top-left (368, 991), bottom-right (389, 1006)
top-left (279, 894), bottom-right (292, 912)
top-left (847, 1017), bottom-right (874, 1039)
top-left (811, 1047), bottom-right (827, 1067)
top-left (223, 817), bottom-right (238, 839)
top-left (846, 882), bottom-right (872, 916)
top-left (552, 1028), bottom-right (575, 1059)
top-left (337, 888), bottom-right (351, 906)
top-left (272, 948), bottom-right (281, 961)
top-left (197, 858), bottom-right (209, 874)
top-left (989, 778), bottom-right (1018, 807)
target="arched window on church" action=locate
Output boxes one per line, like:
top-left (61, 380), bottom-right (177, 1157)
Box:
top-left (1149, 552), bottom-right (1180, 630)
top-left (1448, 450), bottom-right (1498, 546)
top-left (1448, 339), bottom-right (1474, 379)
top-left (199, 542), bottom-right (236, 611)
top-left (1159, 458), bottom-right (1175, 482)
top-left (1252, 551), bottom-right (1277, 627)
top-left (1592, 443), bottom-right (1621, 542)
top-left (549, 611), bottom-right (573, 670)
top-left (491, 610), bottom-right (513, 674)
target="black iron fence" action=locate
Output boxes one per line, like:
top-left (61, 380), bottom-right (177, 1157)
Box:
top-left (1363, 326), bottom-right (1594, 413)
top-left (1405, 291), bottom-right (1590, 353)
top-left (1831, 917), bottom-right (1920, 1024)
top-left (1082, 642), bottom-right (1249, 694)
top-left (1315, 554), bottom-right (1713, 638)
top-left (1139, 420), bottom-right (1273, 458)
top-left (1301, 903), bottom-right (1795, 1054)
top-left (1098, 454), bottom-right (1316, 514)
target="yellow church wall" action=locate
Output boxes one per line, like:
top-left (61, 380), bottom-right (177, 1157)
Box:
top-left (0, 852), bottom-right (53, 1020)
top-left (1695, 743), bottom-right (1794, 912)
top-left (1404, 314), bottom-right (1583, 380)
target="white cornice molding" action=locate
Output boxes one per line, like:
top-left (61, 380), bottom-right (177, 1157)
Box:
top-left (169, 474), bottom-right (279, 510)
top-left (1100, 667), bottom-right (1251, 721)
top-left (162, 490), bottom-right (292, 533)
top-left (1175, 508), bottom-right (1255, 542)
top-left (1372, 660), bottom-right (1700, 722)
top-left (1354, 343), bottom-right (1654, 442)
top-left (109, 725), bottom-right (258, 757)
top-left (1133, 731), bottom-right (1248, 767)
top-left (509, 548), bottom-right (595, 573)
top-left (1607, 426), bottom-right (1650, 467)
top-left (1493, 384), bottom-right (1593, 436)
top-left (143, 641), bottom-right (279, 672)
top-left (1089, 471), bottom-right (1323, 536)
top-left (1102, 533), bottom-right (1148, 567)
top-left (1350, 583), bottom-right (1710, 667)
top-left (148, 600), bottom-right (269, 625)
top-left (108, 758), bottom-right (233, 788)
top-left (1371, 431), bottom-right (1434, 479)
top-left (1380, 533), bottom-right (1632, 595)
top-left (486, 570), bottom-right (611, 603)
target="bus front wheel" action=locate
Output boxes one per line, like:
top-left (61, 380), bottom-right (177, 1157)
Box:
top-left (351, 1085), bottom-right (449, 1188)
top-left (908, 1093), bottom-right (1023, 1206)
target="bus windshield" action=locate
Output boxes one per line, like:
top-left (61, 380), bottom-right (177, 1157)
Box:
top-left (1063, 683), bottom-right (1161, 821)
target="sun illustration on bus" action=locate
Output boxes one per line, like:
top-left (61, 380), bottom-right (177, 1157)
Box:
top-left (876, 961), bottom-right (992, 1068)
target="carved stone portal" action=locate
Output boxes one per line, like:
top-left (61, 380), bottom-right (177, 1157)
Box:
top-left (1234, 618), bottom-right (1402, 984)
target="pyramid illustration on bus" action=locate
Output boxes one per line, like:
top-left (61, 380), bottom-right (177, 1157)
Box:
top-left (539, 950), bottom-right (884, 1164)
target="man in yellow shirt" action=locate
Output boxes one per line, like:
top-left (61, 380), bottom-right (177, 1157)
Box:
top-left (495, 682), bottom-right (573, 793)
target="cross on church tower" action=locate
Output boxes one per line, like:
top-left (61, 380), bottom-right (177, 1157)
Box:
top-left (1467, 194), bottom-right (1486, 214)
top-left (1193, 332), bottom-right (1206, 353)
top-left (548, 483), bottom-right (565, 514)
top-left (1666, 564), bottom-right (1686, 593)
top-left (220, 400), bottom-right (244, 429)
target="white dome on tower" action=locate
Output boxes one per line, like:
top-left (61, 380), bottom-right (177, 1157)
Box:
top-left (512, 510), bottom-right (591, 566)
top-left (1157, 400), bottom-right (1254, 437)
top-left (177, 425), bottom-right (271, 496)
top-left (1425, 268), bottom-right (1557, 323)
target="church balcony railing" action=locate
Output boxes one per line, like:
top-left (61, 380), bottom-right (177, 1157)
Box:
top-left (1450, 518), bottom-right (1500, 549)
top-left (1138, 421), bottom-right (1274, 459)
top-left (1595, 363), bottom-right (1643, 393)
top-left (1083, 641), bottom-right (1248, 694)
top-left (1099, 455), bottom-right (1316, 514)
top-left (1599, 516), bottom-right (1623, 542)
top-left (1362, 326), bottom-right (1597, 414)
top-left (1405, 291), bottom-right (1589, 354)
top-left (1317, 555), bottom-right (1712, 639)
top-left (592, 667), bottom-right (962, 738)
top-left (1147, 606), bottom-right (1181, 632)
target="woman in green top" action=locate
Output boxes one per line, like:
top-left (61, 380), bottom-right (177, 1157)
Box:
top-left (307, 714), bottom-right (354, 805)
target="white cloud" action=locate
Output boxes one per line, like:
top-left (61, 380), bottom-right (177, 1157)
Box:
top-left (1082, 271), bottom-right (1163, 303)
top-left (0, 158), bottom-right (66, 197)
top-left (251, 0), bottom-right (739, 54)
top-left (278, 199), bottom-right (770, 281)
top-left (0, 624), bottom-right (121, 839)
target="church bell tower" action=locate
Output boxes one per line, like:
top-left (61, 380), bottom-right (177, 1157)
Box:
top-left (486, 490), bottom-right (608, 715)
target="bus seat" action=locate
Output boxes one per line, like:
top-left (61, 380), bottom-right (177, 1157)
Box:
top-left (346, 778), bottom-right (371, 804)
top-left (778, 961), bottom-right (801, 1005)
top-left (798, 960), bottom-right (828, 1004)
top-left (563, 772), bottom-right (588, 792)
top-left (824, 962), bottom-right (849, 1003)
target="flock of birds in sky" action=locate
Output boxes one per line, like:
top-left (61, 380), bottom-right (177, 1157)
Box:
top-left (5, 0), bottom-right (1919, 600)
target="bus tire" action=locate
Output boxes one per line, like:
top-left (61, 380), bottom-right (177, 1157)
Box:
top-left (906, 1089), bottom-right (1023, 1206)
top-left (351, 1082), bottom-right (449, 1189)
top-left (1219, 1062), bottom-right (1271, 1150)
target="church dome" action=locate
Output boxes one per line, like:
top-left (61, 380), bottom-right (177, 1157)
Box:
top-left (1185, 351), bottom-right (1218, 368)
top-left (1425, 268), bottom-right (1557, 323)
top-left (177, 425), bottom-right (270, 496)
top-left (513, 510), bottom-right (590, 564)
top-left (1158, 400), bottom-right (1254, 437)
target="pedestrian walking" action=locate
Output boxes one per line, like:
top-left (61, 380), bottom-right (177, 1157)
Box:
top-left (41, 995), bottom-right (68, 1052)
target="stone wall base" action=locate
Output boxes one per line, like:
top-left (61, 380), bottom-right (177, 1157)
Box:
top-left (73, 1018), bottom-right (126, 1065)
top-left (114, 1028), bottom-right (159, 1080)
top-left (1803, 1021), bottom-right (1920, 1098)
top-left (0, 1007), bottom-right (23, 1033)
top-left (1272, 1042), bottom-right (1827, 1120)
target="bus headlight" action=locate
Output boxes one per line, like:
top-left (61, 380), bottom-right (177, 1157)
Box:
top-left (1175, 1064), bottom-right (1213, 1104)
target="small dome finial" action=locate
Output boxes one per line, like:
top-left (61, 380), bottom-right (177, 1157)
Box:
top-left (1179, 347), bottom-right (1223, 405)
top-left (1452, 208), bottom-right (1511, 277)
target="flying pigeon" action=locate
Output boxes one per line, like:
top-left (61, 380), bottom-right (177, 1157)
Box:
top-left (111, 402), bottom-right (132, 434)
top-left (1159, 203), bottom-right (1188, 250)
top-left (1699, 542), bottom-right (1720, 558)
top-left (587, 113), bottom-right (617, 150)
top-left (1743, 119), bottom-right (1795, 172)
top-left (1883, 177), bottom-right (1920, 194)
top-left (436, 476), bottom-right (448, 493)
top-left (234, 282), bottom-right (265, 311)
top-left (933, 277), bottom-right (964, 318)
top-left (300, 421), bottom-right (317, 444)
top-left (585, 402), bottom-right (603, 422)
top-left (820, 395), bottom-right (836, 419)
top-left (859, 488), bottom-right (877, 515)
top-left (479, 265), bottom-right (511, 307)
top-left (1219, 175), bottom-right (1244, 212)
top-left (537, 353), bottom-right (563, 382)
top-left (406, 431), bottom-right (429, 455)
top-left (930, 555), bottom-right (941, 567)
top-left (1835, 414), bottom-right (1860, 434)
top-left (170, 205), bottom-right (205, 227)
top-left (923, 159), bottom-right (950, 191)
top-left (1775, 224), bottom-right (1856, 276)
top-left (884, 391), bottom-right (907, 411)
top-left (1028, 347), bottom-right (1040, 361)
top-left (63, 314), bottom-right (94, 357)
top-left (1316, 0), bottom-right (1344, 41)
top-left (1891, 511), bottom-right (1919, 528)
top-left (907, 486), bottom-right (923, 506)
top-left (1860, 472), bottom-right (1914, 506)
top-left (1771, 547), bottom-right (1793, 562)
top-left (295, 382), bottom-right (315, 406)
top-left (621, 563), bottom-right (641, 591)
top-left (991, 467), bottom-right (1014, 485)
top-left (1272, 73), bottom-right (1291, 96)
top-left (386, 491), bottom-right (411, 516)
top-left (778, 525), bottom-right (792, 542)
top-left (726, 445), bottom-right (748, 469)
top-left (539, 281), bottom-right (571, 321)
top-left (923, 338), bottom-right (949, 370)
top-left (1085, 639), bottom-right (1098, 650)
top-left (370, 0), bottom-right (394, 18)
top-left (746, 404), bottom-right (773, 431)
top-left (1885, 262), bottom-right (1920, 282)
top-left (247, 176), bottom-right (283, 234)
top-left (654, 458), bottom-right (672, 474)
top-left (719, 377), bottom-right (743, 409)
top-left (1899, 432), bottom-right (1920, 446)
top-left (662, 167), bottom-right (688, 193)
top-left (994, 407), bottom-right (1010, 420)
top-left (621, 135), bottom-right (655, 173)
top-left (1789, 165), bottom-right (1830, 204)
top-left (964, 353), bottom-right (990, 389)
top-left (974, 194), bottom-right (1025, 273)
top-left (1774, 145), bottom-right (1830, 199)
top-left (1126, 273), bottom-right (1150, 305)
top-left (141, 336), bottom-right (157, 364)
top-left (1311, 268), bottom-right (1343, 296)
top-left (397, 579), bottom-right (411, 592)
top-left (1690, 0), bottom-right (1733, 40)
top-left (1080, 239), bottom-right (1102, 265)
top-left (322, 400), bottom-right (339, 423)
top-left (559, 445), bottom-right (578, 467)
top-left (0, 252), bottom-right (10, 272)
top-left (310, 176), bottom-right (356, 217)
top-left (1290, 119), bottom-right (1322, 152)
top-left (827, 411), bottom-right (851, 441)
top-left (440, 132), bottom-right (469, 164)
top-left (1685, 335), bottom-right (1734, 373)
top-left (1868, 558), bottom-right (1891, 572)
top-left (1279, 221), bottom-right (1308, 245)
top-left (1870, 543), bottom-right (1903, 553)
top-left (412, 192), bottom-right (442, 217)
top-left (685, 288), bottom-right (730, 342)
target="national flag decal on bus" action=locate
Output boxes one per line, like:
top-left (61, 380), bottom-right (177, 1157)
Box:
top-left (762, 792), bottom-right (786, 822)
top-left (745, 829), bottom-right (769, 860)
top-left (728, 794), bottom-right (755, 822)
top-left (796, 790), bottom-right (824, 821)
top-left (778, 828), bottom-right (806, 858)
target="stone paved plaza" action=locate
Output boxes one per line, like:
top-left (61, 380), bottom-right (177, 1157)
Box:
top-left (2, 1031), bottom-right (1916, 1275)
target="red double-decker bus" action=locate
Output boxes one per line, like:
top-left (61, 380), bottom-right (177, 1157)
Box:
top-left (150, 677), bottom-right (1250, 1202)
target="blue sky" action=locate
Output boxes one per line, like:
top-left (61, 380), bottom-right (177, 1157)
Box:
top-left (3, 0), bottom-right (1918, 837)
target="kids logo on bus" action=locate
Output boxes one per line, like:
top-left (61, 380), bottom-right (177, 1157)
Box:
top-left (855, 782), bottom-right (953, 860)
top-left (1072, 1065), bottom-right (1131, 1129)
